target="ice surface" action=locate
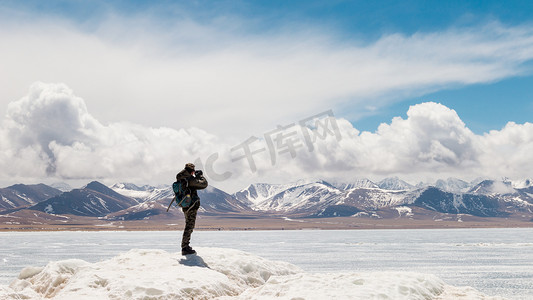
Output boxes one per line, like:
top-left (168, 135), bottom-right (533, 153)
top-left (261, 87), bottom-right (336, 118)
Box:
top-left (0, 248), bottom-right (504, 299)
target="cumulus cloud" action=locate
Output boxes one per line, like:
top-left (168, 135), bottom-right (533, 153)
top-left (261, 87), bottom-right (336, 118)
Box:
top-left (0, 83), bottom-right (223, 184)
top-left (1, 83), bottom-right (532, 191)
top-left (478, 122), bottom-right (533, 178)
top-left (264, 102), bottom-right (482, 186)
top-left (4, 83), bottom-right (103, 173)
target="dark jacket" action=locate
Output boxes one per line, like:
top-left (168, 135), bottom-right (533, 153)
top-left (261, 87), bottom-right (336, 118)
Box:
top-left (175, 169), bottom-right (208, 203)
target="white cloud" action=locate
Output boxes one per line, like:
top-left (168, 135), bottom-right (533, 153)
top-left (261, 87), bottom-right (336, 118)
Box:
top-left (477, 122), bottom-right (533, 178)
top-left (261, 102), bottom-right (482, 187)
top-left (1, 12), bottom-right (533, 138)
top-left (0, 83), bottom-right (224, 185)
top-left (1, 83), bottom-right (532, 192)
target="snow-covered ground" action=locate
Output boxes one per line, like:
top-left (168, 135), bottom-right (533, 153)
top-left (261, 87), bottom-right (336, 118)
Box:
top-left (0, 248), bottom-right (503, 299)
top-left (1, 228), bottom-right (532, 299)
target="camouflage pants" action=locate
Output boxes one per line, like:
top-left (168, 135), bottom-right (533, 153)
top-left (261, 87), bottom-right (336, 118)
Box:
top-left (181, 201), bottom-right (200, 249)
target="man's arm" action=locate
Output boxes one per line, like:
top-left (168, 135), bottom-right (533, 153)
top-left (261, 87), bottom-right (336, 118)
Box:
top-left (188, 172), bottom-right (208, 190)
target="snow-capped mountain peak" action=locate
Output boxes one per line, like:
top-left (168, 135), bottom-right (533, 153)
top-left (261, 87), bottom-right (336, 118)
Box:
top-left (468, 180), bottom-right (516, 195)
top-left (377, 177), bottom-right (414, 191)
top-left (111, 183), bottom-right (173, 202)
top-left (330, 178), bottom-right (379, 190)
top-left (512, 178), bottom-right (533, 189)
top-left (233, 180), bottom-right (342, 212)
top-left (111, 183), bottom-right (153, 191)
top-left (434, 178), bottom-right (471, 193)
top-left (50, 182), bottom-right (72, 192)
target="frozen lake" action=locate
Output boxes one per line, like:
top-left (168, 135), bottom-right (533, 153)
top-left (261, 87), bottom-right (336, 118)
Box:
top-left (1, 228), bottom-right (532, 299)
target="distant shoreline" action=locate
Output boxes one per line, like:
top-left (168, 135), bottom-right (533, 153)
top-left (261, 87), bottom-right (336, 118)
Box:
top-left (2, 215), bottom-right (532, 232)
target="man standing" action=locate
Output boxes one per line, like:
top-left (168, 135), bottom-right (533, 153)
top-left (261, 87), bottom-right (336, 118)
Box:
top-left (175, 163), bottom-right (208, 255)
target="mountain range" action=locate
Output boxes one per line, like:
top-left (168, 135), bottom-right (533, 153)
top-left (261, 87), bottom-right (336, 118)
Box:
top-left (1, 177), bottom-right (533, 228)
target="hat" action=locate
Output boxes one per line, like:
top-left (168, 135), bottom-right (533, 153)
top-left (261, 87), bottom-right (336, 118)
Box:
top-left (185, 163), bottom-right (195, 172)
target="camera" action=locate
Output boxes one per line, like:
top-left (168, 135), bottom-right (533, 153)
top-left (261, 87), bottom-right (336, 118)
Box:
top-left (194, 170), bottom-right (203, 176)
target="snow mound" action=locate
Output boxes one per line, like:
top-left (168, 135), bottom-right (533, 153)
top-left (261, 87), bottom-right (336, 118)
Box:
top-left (1, 248), bottom-right (504, 300)
top-left (227, 272), bottom-right (504, 300)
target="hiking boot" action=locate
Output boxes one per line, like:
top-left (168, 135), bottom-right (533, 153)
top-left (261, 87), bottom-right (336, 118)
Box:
top-left (182, 246), bottom-right (196, 255)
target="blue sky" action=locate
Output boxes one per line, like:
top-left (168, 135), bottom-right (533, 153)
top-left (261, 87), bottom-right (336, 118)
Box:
top-left (1, 0), bottom-right (533, 188)
top-left (363, 74), bottom-right (533, 133)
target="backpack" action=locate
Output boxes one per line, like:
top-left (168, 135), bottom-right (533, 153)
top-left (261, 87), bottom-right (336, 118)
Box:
top-left (166, 181), bottom-right (193, 211)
